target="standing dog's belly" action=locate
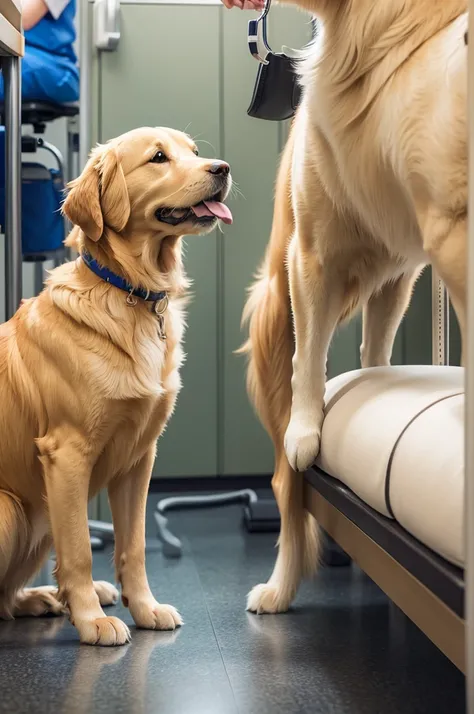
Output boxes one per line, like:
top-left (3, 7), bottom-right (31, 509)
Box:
top-left (346, 174), bottom-right (426, 265)
top-left (314, 120), bottom-right (427, 265)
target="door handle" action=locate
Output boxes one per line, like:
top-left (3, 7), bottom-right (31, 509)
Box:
top-left (93, 0), bottom-right (120, 52)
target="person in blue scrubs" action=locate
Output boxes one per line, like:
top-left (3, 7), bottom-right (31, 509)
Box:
top-left (0, 0), bottom-right (78, 104)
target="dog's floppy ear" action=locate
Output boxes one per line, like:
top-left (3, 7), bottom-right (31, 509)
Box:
top-left (98, 148), bottom-right (131, 235)
top-left (62, 153), bottom-right (103, 241)
top-left (62, 146), bottom-right (131, 242)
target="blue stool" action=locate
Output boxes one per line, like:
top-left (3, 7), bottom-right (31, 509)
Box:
top-left (0, 100), bottom-right (79, 292)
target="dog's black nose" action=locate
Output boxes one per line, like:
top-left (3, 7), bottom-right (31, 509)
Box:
top-left (208, 161), bottom-right (230, 176)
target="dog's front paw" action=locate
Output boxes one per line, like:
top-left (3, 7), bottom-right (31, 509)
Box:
top-left (247, 583), bottom-right (291, 614)
top-left (284, 414), bottom-right (321, 472)
top-left (131, 600), bottom-right (183, 631)
top-left (77, 616), bottom-right (131, 646)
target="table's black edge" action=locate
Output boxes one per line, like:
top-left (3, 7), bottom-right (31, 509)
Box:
top-left (305, 466), bottom-right (465, 618)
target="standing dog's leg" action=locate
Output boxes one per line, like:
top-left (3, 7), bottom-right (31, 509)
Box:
top-left (243, 128), bottom-right (320, 614)
top-left (38, 433), bottom-right (130, 646)
top-left (360, 269), bottom-right (422, 368)
top-left (284, 226), bottom-right (347, 472)
top-left (247, 445), bottom-right (320, 613)
top-left (242, 251), bottom-right (320, 614)
top-left (108, 447), bottom-right (182, 631)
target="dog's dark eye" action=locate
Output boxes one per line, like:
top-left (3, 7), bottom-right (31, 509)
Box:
top-left (150, 151), bottom-right (168, 164)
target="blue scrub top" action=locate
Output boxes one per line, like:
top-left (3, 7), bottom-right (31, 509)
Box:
top-left (0, 0), bottom-right (79, 103)
top-left (25, 0), bottom-right (77, 63)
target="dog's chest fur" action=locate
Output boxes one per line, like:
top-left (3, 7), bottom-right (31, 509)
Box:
top-left (23, 293), bottom-right (186, 495)
top-left (88, 303), bottom-right (185, 491)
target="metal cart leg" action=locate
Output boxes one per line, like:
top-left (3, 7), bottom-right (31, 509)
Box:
top-left (155, 490), bottom-right (258, 557)
top-left (3, 56), bottom-right (22, 320)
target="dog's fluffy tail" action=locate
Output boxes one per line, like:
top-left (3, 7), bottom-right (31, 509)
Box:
top-left (240, 128), bottom-right (320, 610)
top-left (0, 490), bottom-right (30, 617)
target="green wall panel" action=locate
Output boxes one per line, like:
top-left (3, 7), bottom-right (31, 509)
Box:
top-left (220, 10), bottom-right (280, 476)
top-left (99, 4), bottom-right (221, 477)
top-left (220, 7), bottom-right (313, 476)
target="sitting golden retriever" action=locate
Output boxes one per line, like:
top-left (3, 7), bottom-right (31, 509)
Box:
top-left (0, 127), bottom-right (232, 645)
top-left (240, 0), bottom-right (467, 614)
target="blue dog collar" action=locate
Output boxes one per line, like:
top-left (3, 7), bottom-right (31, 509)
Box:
top-left (82, 252), bottom-right (167, 304)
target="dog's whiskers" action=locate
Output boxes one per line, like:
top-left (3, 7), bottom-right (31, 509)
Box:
top-left (230, 183), bottom-right (245, 200)
top-left (195, 138), bottom-right (217, 156)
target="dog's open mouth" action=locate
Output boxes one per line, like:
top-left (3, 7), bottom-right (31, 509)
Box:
top-left (155, 195), bottom-right (233, 227)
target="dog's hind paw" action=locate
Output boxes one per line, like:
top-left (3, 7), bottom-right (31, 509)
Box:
top-left (13, 587), bottom-right (67, 617)
top-left (247, 583), bottom-right (291, 614)
top-left (93, 581), bottom-right (119, 607)
top-left (131, 600), bottom-right (183, 631)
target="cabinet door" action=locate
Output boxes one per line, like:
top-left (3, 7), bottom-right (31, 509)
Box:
top-left (99, 3), bottom-right (221, 477)
top-left (220, 8), bottom-right (313, 475)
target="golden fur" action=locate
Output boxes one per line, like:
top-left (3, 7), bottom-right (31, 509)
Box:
top-left (242, 0), bottom-right (468, 614)
top-left (0, 127), bottom-right (231, 644)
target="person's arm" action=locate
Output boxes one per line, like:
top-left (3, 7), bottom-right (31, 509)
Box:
top-left (22, 0), bottom-right (49, 31)
top-left (221, 0), bottom-right (265, 9)
top-left (22, 0), bottom-right (71, 31)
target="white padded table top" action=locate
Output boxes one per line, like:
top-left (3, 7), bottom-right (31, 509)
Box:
top-left (317, 366), bottom-right (464, 563)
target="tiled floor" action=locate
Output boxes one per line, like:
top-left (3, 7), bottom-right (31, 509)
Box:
top-left (0, 497), bottom-right (466, 713)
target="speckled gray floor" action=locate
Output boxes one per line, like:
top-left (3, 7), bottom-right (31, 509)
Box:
top-left (0, 496), bottom-right (466, 714)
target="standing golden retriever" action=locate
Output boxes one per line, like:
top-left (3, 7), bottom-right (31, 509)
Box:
top-left (241, 0), bottom-right (467, 614)
top-left (0, 127), bottom-right (232, 645)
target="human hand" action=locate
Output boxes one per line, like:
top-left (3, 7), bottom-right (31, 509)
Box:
top-left (221, 0), bottom-right (265, 10)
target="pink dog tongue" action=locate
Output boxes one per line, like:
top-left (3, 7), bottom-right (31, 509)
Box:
top-left (192, 201), bottom-right (233, 225)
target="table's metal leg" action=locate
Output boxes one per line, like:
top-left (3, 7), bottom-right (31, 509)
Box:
top-left (467, 4), bottom-right (474, 708)
top-left (65, 126), bottom-right (74, 254)
top-left (64, 122), bottom-right (78, 260)
top-left (79, 0), bottom-right (108, 544)
top-left (78, 0), bottom-right (92, 171)
top-left (66, 121), bottom-right (74, 186)
top-left (3, 56), bottom-right (22, 320)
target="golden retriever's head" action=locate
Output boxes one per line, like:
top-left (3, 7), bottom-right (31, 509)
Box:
top-left (63, 127), bottom-right (233, 244)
